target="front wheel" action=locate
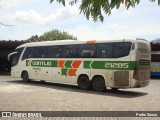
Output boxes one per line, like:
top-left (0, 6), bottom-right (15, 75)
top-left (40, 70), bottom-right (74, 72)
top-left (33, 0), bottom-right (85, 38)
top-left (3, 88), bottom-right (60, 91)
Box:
top-left (92, 77), bottom-right (106, 92)
top-left (22, 72), bottom-right (30, 83)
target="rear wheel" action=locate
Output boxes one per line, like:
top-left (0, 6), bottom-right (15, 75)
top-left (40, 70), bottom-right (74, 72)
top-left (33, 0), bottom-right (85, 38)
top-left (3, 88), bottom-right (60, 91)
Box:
top-left (92, 77), bottom-right (106, 92)
top-left (78, 76), bottom-right (90, 90)
top-left (22, 72), bottom-right (30, 83)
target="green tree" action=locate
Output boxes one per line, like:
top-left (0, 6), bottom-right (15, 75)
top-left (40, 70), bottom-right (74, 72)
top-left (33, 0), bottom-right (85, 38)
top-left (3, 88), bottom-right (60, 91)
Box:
top-left (151, 38), bottom-right (160, 44)
top-left (50, 0), bottom-right (160, 22)
top-left (27, 29), bottom-right (77, 42)
top-left (151, 38), bottom-right (160, 51)
top-left (27, 35), bottom-right (39, 42)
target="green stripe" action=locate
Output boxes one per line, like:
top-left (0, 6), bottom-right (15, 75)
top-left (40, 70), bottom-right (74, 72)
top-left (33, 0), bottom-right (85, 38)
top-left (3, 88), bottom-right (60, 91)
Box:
top-left (84, 61), bottom-right (136, 70)
top-left (64, 60), bottom-right (72, 68)
top-left (83, 61), bottom-right (92, 69)
top-left (26, 60), bottom-right (137, 70)
top-left (61, 68), bottom-right (68, 75)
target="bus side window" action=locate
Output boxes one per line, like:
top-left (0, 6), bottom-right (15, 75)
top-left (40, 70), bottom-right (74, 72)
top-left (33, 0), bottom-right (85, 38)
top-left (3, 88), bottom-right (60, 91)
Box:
top-left (11, 54), bottom-right (18, 67)
top-left (62, 45), bottom-right (77, 58)
top-left (78, 44), bottom-right (96, 58)
top-left (152, 54), bottom-right (160, 62)
top-left (22, 47), bottom-right (35, 60)
top-left (48, 46), bottom-right (62, 58)
top-left (96, 43), bottom-right (113, 58)
top-left (113, 42), bottom-right (131, 58)
top-left (35, 47), bottom-right (47, 58)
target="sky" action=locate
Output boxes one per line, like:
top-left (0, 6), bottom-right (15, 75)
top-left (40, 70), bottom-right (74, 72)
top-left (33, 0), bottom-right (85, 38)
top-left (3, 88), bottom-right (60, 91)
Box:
top-left (0, 0), bottom-right (160, 41)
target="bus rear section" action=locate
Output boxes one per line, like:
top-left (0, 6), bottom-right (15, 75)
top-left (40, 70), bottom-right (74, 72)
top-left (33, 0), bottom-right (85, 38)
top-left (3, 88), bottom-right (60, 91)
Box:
top-left (132, 39), bottom-right (151, 88)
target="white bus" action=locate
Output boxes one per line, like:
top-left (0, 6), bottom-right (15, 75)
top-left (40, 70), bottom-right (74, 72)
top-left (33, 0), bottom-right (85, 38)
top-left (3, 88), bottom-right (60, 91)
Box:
top-left (8, 39), bottom-right (151, 91)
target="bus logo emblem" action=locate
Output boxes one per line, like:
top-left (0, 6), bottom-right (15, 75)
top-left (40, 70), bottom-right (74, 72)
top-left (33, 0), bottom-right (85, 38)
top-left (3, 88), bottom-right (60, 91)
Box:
top-left (27, 60), bottom-right (32, 66)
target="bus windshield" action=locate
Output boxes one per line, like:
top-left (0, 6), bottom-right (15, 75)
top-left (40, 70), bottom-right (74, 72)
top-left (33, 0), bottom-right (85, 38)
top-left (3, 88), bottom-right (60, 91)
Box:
top-left (10, 47), bottom-right (24, 67)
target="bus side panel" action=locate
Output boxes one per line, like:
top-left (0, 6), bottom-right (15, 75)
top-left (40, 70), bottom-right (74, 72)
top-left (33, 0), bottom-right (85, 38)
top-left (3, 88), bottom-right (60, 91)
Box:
top-left (111, 56), bottom-right (132, 88)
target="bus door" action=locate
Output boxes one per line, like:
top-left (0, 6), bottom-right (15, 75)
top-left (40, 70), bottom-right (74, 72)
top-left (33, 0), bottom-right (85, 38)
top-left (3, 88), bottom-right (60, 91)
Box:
top-left (26, 60), bottom-right (42, 80)
top-left (33, 66), bottom-right (42, 80)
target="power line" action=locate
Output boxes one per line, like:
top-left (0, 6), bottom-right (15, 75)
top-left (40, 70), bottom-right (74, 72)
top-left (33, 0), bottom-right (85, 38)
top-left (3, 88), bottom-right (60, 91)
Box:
top-left (0, 22), bottom-right (14, 26)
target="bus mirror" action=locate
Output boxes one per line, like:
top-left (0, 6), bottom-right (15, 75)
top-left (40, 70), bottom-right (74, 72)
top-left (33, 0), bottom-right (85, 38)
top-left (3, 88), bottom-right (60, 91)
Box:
top-left (8, 52), bottom-right (18, 61)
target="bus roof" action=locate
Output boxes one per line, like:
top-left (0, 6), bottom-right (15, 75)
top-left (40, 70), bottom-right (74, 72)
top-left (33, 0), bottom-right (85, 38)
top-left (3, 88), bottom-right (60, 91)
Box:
top-left (16, 38), bottom-right (149, 49)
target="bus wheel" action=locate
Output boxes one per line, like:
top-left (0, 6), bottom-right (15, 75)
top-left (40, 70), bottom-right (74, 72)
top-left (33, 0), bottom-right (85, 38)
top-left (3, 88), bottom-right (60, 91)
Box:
top-left (22, 72), bottom-right (30, 83)
top-left (92, 77), bottom-right (106, 92)
top-left (78, 76), bottom-right (90, 90)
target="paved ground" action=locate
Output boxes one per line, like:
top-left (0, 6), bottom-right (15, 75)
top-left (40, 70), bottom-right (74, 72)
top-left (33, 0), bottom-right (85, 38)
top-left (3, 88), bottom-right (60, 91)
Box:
top-left (0, 75), bottom-right (160, 120)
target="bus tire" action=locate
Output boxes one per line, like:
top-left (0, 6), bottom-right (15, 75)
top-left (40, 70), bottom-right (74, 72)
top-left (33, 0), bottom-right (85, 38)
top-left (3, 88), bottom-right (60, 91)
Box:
top-left (22, 72), bottom-right (30, 83)
top-left (78, 76), bottom-right (90, 90)
top-left (92, 77), bottom-right (106, 92)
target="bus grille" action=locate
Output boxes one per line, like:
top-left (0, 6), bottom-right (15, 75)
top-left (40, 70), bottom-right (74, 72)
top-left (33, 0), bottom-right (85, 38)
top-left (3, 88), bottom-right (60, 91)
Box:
top-left (114, 71), bottom-right (129, 86)
top-left (139, 60), bottom-right (150, 65)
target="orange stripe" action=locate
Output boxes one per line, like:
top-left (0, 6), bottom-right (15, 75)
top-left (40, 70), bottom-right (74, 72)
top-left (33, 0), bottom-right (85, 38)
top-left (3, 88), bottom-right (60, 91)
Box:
top-left (58, 60), bottom-right (65, 68)
top-left (86, 40), bottom-right (96, 44)
top-left (68, 69), bottom-right (77, 76)
top-left (72, 60), bottom-right (82, 68)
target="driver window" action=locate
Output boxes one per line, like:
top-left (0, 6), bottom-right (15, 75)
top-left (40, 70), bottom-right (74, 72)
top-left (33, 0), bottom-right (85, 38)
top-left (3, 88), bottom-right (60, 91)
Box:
top-left (11, 54), bottom-right (18, 67)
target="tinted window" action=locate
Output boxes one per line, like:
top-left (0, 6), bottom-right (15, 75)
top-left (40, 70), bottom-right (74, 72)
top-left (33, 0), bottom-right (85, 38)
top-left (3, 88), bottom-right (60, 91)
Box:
top-left (11, 54), bottom-right (18, 67)
top-left (151, 54), bottom-right (160, 62)
top-left (48, 46), bottom-right (62, 58)
top-left (62, 45), bottom-right (77, 58)
top-left (78, 44), bottom-right (96, 58)
top-left (96, 43), bottom-right (113, 58)
top-left (138, 42), bottom-right (148, 53)
top-left (15, 47), bottom-right (24, 61)
top-left (22, 47), bottom-right (35, 60)
top-left (114, 42), bottom-right (131, 58)
top-left (35, 47), bottom-right (47, 58)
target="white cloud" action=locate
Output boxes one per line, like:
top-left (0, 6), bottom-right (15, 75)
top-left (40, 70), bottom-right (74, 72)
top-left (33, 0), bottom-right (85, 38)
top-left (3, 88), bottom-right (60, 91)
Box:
top-left (0, 0), bottom-right (27, 8)
top-left (111, 24), bottom-right (127, 31)
top-left (12, 4), bottom-right (78, 25)
top-left (13, 10), bottom-right (49, 25)
top-left (66, 21), bottom-right (160, 40)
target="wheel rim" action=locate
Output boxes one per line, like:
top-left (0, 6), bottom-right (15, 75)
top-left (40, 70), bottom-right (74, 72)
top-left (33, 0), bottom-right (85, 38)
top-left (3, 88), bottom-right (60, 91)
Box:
top-left (82, 80), bottom-right (87, 86)
top-left (93, 77), bottom-right (105, 91)
top-left (78, 76), bottom-right (90, 90)
top-left (96, 81), bottom-right (103, 88)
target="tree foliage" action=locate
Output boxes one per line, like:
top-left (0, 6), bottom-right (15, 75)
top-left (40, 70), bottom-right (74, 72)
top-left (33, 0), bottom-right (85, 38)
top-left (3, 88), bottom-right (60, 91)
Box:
top-left (50, 0), bottom-right (160, 22)
top-left (27, 29), bottom-right (77, 42)
top-left (151, 38), bottom-right (160, 44)
top-left (151, 38), bottom-right (160, 51)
